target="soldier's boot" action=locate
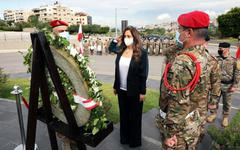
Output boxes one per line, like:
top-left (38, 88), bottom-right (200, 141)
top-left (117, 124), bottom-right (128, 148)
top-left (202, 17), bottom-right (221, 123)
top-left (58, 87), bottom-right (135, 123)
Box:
top-left (207, 114), bottom-right (217, 123)
top-left (222, 117), bottom-right (228, 127)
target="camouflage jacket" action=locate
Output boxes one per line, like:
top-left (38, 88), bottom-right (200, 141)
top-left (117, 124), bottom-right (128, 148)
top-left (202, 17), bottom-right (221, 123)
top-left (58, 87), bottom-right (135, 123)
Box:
top-left (160, 45), bottom-right (213, 138)
top-left (216, 55), bottom-right (240, 87)
top-left (159, 45), bottom-right (181, 110)
top-left (206, 50), bottom-right (221, 105)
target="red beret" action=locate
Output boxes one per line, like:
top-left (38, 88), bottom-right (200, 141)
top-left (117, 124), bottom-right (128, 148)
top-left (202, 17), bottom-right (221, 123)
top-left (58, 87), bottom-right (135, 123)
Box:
top-left (178, 11), bottom-right (209, 28)
top-left (50, 20), bottom-right (68, 28)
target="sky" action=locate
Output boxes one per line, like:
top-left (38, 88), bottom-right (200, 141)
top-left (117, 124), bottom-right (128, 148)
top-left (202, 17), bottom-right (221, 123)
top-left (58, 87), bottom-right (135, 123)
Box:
top-left (0, 0), bottom-right (240, 28)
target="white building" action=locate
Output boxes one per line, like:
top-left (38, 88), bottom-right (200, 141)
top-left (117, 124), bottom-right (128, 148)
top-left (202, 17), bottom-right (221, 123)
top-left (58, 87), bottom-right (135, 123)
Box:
top-left (75, 12), bottom-right (92, 25)
top-left (4, 2), bottom-right (92, 26)
top-left (3, 9), bottom-right (32, 23)
top-left (32, 2), bottom-right (92, 25)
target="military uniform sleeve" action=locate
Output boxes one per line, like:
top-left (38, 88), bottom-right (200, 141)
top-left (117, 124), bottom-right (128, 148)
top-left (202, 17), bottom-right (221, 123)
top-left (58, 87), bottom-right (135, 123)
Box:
top-left (108, 40), bottom-right (120, 54)
top-left (232, 59), bottom-right (240, 88)
top-left (162, 56), bottom-right (193, 138)
top-left (209, 58), bottom-right (221, 105)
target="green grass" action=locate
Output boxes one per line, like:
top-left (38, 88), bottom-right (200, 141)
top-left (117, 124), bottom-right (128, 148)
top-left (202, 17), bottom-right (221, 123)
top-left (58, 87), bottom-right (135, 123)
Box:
top-left (0, 78), bottom-right (160, 124)
top-left (100, 83), bottom-right (159, 123)
top-left (0, 78), bottom-right (30, 100)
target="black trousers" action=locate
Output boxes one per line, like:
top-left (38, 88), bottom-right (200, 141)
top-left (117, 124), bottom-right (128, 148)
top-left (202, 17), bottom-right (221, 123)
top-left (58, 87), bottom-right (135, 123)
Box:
top-left (118, 89), bottom-right (143, 147)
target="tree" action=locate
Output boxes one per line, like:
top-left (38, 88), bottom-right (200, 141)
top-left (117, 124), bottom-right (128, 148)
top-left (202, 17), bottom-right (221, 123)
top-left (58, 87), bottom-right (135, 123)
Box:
top-left (68, 24), bottom-right (110, 35)
top-left (15, 21), bottom-right (31, 28)
top-left (141, 28), bottom-right (165, 36)
top-left (36, 21), bottom-right (51, 30)
top-left (68, 25), bottom-right (79, 34)
top-left (110, 28), bottom-right (120, 32)
top-left (0, 19), bottom-right (6, 26)
top-left (28, 15), bottom-right (39, 27)
top-left (99, 26), bottom-right (110, 34)
top-left (217, 7), bottom-right (240, 38)
top-left (6, 21), bottom-right (14, 26)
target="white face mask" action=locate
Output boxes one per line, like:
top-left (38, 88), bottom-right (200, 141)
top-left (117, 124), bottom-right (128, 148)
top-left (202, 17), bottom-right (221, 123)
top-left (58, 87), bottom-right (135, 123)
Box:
top-left (124, 38), bottom-right (134, 46)
top-left (59, 31), bottom-right (70, 41)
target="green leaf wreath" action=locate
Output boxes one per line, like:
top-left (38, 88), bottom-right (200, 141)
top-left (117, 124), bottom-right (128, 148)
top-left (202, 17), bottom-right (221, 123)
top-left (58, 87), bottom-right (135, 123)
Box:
top-left (23, 30), bottom-right (110, 135)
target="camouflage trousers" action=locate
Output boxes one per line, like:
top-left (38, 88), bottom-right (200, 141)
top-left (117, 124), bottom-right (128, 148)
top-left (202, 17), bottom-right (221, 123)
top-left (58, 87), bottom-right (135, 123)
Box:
top-left (155, 113), bottom-right (202, 150)
top-left (210, 83), bottom-right (233, 117)
top-left (149, 48), bottom-right (153, 56)
top-left (84, 49), bottom-right (89, 56)
top-left (155, 48), bottom-right (159, 56)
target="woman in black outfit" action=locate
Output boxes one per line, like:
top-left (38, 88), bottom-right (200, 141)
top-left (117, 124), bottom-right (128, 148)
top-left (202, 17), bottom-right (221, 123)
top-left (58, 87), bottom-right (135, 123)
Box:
top-left (113, 26), bottom-right (148, 148)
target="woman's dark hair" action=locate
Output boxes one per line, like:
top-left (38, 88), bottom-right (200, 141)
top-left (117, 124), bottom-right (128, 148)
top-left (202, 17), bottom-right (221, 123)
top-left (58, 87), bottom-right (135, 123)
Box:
top-left (120, 26), bottom-right (142, 61)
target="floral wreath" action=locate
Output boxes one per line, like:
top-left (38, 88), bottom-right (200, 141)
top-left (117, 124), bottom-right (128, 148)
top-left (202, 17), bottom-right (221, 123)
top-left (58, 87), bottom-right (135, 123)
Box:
top-left (23, 30), bottom-right (110, 135)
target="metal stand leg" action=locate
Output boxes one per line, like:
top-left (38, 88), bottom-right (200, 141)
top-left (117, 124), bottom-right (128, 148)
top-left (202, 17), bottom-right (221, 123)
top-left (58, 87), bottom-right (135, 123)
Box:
top-left (11, 85), bottom-right (38, 150)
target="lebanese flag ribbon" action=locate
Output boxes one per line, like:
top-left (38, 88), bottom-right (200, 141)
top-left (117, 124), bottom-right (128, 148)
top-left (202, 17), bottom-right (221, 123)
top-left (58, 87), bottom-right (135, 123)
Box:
top-left (78, 20), bottom-right (84, 54)
top-left (22, 96), bottom-right (29, 109)
top-left (236, 45), bottom-right (240, 59)
top-left (73, 94), bottom-right (102, 110)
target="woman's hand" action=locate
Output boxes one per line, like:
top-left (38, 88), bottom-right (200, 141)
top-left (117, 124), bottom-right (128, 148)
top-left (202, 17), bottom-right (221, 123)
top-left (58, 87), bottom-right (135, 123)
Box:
top-left (140, 94), bottom-right (145, 102)
top-left (117, 35), bottom-right (122, 42)
top-left (113, 89), bottom-right (117, 96)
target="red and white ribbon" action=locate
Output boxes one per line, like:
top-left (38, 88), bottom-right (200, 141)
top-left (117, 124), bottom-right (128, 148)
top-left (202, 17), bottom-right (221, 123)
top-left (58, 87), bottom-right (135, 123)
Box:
top-left (73, 94), bottom-right (102, 110)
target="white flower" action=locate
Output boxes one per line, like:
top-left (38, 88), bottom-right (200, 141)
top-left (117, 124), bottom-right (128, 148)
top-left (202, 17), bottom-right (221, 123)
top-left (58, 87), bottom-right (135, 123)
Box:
top-left (92, 85), bottom-right (99, 93)
top-left (77, 55), bottom-right (84, 62)
top-left (71, 105), bottom-right (77, 110)
top-left (69, 46), bottom-right (78, 57)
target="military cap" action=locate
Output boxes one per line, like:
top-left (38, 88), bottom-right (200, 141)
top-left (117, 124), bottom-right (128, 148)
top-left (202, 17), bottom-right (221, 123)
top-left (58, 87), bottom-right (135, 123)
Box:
top-left (219, 42), bottom-right (230, 48)
top-left (50, 20), bottom-right (68, 28)
top-left (178, 10), bottom-right (209, 28)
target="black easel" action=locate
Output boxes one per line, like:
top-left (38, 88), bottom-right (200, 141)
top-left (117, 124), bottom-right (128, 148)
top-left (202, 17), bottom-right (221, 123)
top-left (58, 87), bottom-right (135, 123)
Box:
top-left (26, 32), bottom-right (113, 150)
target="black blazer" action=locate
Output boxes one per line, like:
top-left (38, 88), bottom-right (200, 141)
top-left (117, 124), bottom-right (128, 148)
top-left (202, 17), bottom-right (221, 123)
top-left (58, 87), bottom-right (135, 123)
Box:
top-left (114, 48), bottom-right (148, 96)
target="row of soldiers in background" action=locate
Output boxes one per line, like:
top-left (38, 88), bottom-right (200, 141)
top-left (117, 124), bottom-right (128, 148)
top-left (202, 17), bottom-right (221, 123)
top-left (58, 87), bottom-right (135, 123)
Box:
top-left (83, 37), bottom-right (112, 56)
top-left (142, 38), bottom-right (175, 56)
top-left (83, 37), bottom-right (175, 56)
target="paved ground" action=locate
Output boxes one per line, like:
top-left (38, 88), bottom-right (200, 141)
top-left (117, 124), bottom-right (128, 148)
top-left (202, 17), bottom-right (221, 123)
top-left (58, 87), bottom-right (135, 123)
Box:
top-left (0, 97), bottom-right (239, 150)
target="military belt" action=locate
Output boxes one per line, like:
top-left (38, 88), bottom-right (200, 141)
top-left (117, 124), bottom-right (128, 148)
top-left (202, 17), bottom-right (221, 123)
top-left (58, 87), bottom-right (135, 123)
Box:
top-left (221, 80), bottom-right (233, 84)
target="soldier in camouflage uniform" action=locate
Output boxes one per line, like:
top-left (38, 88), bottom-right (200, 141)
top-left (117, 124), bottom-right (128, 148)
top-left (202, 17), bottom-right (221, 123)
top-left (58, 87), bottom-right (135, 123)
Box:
top-left (155, 39), bottom-right (160, 56)
top-left (149, 39), bottom-right (154, 56)
top-left (96, 38), bottom-right (103, 55)
top-left (198, 36), bottom-right (221, 140)
top-left (207, 42), bottom-right (240, 127)
top-left (105, 38), bottom-right (111, 55)
top-left (83, 39), bottom-right (89, 56)
top-left (142, 38), bottom-right (148, 51)
top-left (157, 11), bottom-right (216, 149)
top-left (89, 39), bottom-right (95, 55)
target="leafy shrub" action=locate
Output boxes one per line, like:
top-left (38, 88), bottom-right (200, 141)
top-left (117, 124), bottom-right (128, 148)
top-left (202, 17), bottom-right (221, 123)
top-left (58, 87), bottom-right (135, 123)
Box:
top-left (208, 110), bottom-right (240, 149)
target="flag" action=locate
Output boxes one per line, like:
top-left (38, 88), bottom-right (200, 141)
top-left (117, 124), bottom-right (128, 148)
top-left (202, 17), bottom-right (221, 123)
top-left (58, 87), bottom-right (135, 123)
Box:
top-left (236, 45), bottom-right (240, 59)
top-left (78, 20), bottom-right (84, 54)
top-left (73, 94), bottom-right (102, 110)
